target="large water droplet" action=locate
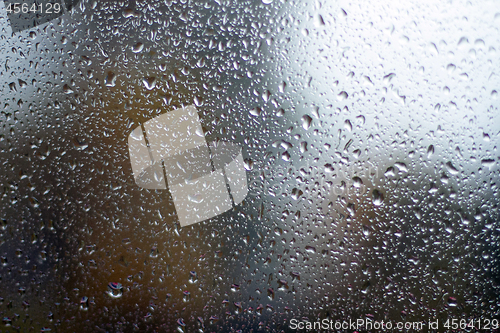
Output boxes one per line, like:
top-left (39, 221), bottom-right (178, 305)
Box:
top-left (481, 159), bottom-right (495, 169)
top-left (244, 159), bottom-right (254, 170)
top-left (132, 42), bottom-right (144, 53)
top-left (301, 115), bottom-right (312, 130)
top-left (427, 145), bottom-right (434, 158)
top-left (105, 71), bottom-right (116, 87)
top-left (372, 189), bottom-right (384, 206)
top-left (107, 282), bottom-right (123, 298)
top-left (188, 193), bottom-right (204, 203)
top-left (80, 296), bottom-right (89, 311)
top-left (143, 77), bottom-right (156, 90)
top-left (352, 176), bottom-right (363, 188)
top-left (63, 84), bottom-right (74, 94)
top-left (249, 107), bottom-right (262, 117)
top-left (445, 161), bottom-right (459, 175)
top-left (337, 91), bottom-right (348, 101)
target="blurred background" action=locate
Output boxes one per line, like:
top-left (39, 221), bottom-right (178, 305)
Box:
top-left (0, 0), bottom-right (499, 331)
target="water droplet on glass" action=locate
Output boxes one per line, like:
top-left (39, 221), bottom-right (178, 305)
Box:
top-left (301, 115), bottom-right (312, 130)
top-left (372, 189), bottom-right (384, 206)
top-left (362, 224), bottom-right (371, 237)
top-left (80, 297), bottom-right (89, 311)
top-left (314, 14), bottom-right (325, 27)
top-left (189, 271), bottom-right (198, 283)
top-left (105, 71), bottom-right (116, 87)
top-left (427, 145), bottom-right (434, 158)
top-left (291, 188), bottom-right (303, 200)
top-left (183, 290), bottom-right (191, 302)
top-left (279, 81), bottom-right (286, 93)
top-left (337, 91), bottom-right (348, 101)
top-left (244, 159), bottom-right (254, 171)
top-left (150, 247), bottom-right (159, 258)
top-left (305, 246), bottom-right (316, 253)
top-left (249, 107), bottom-right (262, 117)
top-left (383, 73), bottom-right (396, 84)
top-left (107, 282), bottom-right (123, 299)
top-left (344, 119), bottom-right (352, 132)
top-left (132, 42), bottom-right (144, 53)
top-left (445, 161), bottom-right (459, 175)
top-left (188, 193), bottom-right (204, 203)
top-left (63, 84), bottom-right (74, 94)
top-left (352, 176), bottom-right (363, 188)
top-left (143, 77), bottom-right (156, 90)
top-left (194, 95), bottom-right (203, 106)
top-left (324, 163), bottom-right (334, 173)
top-left (481, 159), bottom-right (495, 169)
top-left (281, 151), bottom-right (290, 161)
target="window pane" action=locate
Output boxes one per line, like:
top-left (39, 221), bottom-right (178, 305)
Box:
top-left (0, 0), bottom-right (498, 331)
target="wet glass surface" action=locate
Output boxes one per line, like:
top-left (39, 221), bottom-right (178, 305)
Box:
top-left (0, 0), bottom-right (499, 331)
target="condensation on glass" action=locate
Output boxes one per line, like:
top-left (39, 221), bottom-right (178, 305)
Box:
top-left (0, 0), bottom-right (498, 332)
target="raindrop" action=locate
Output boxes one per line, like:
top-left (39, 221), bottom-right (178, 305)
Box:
top-left (80, 297), bottom-right (89, 311)
top-left (300, 141), bottom-right (308, 153)
top-left (427, 145), bottom-right (434, 158)
top-left (352, 176), bottom-right (363, 188)
top-left (383, 73), bottom-right (396, 84)
top-left (301, 115), bottom-right (312, 130)
top-left (107, 282), bottom-right (123, 298)
top-left (143, 77), bottom-right (157, 90)
top-left (183, 291), bottom-right (191, 302)
top-left (481, 159), bottom-right (495, 169)
top-left (324, 164), bottom-right (334, 173)
top-left (372, 189), bottom-right (384, 206)
top-left (314, 14), bottom-right (325, 27)
top-left (249, 107), bottom-right (262, 117)
top-left (281, 151), bottom-right (291, 161)
top-left (279, 81), bottom-right (286, 93)
top-left (344, 119), bottom-right (352, 132)
top-left (63, 84), bottom-right (74, 94)
top-left (189, 271), bottom-right (198, 283)
top-left (291, 188), bottom-right (303, 200)
top-left (132, 42), bottom-right (144, 53)
top-left (194, 95), bottom-right (203, 106)
top-left (188, 194), bottom-right (204, 203)
top-left (445, 161), bottom-right (459, 175)
top-left (244, 159), bottom-right (254, 170)
top-left (394, 162), bottom-right (408, 173)
top-left (105, 71), bottom-right (116, 87)
top-left (262, 90), bottom-right (271, 102)
top-left (73, 137), bottom-right (88, 150)
top-left (305, 245), bottom-right (316, 253)
top-left (362, 224), bottom-right (371, 237)
top-left (150, 247), bottom-right (159, 258)
top-left (123, 8), bottom-right (140, 18)
top-left (337, 91), bottom-right (348, 101)
top-left (457, 37), bottom-right (469, 47)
